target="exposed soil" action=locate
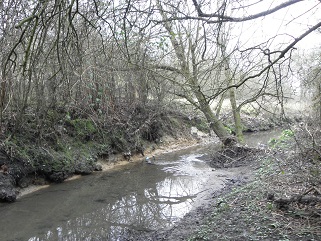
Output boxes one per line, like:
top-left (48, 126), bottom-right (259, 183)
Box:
top-left (2, 106), bottom-right (318, 240)
top-left (120, 137), bottom-right (321, 241)
top-left (0, 103), bottom-right (291, 203)
top-left (4, 122), bottom-right (320, 241)
top-left (98, 136), bottom-right (201, 170)
top-left (0, 106), bottom-right (197, 202)
top-left (16, 136), bottom-right (203, 198)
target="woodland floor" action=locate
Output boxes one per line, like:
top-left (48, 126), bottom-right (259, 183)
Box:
top-left (121, 135), bottom-right (321, 241)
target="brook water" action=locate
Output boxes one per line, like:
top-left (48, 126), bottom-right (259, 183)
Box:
top-left (0, 130), bottom-right (280, 241)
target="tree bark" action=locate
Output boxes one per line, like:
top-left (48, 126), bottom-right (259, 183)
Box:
top-left (229, 86), bottom-right (244, 143)
top-left (226, 66), bottom-right (244, 143)
top-left (156, 0), bottom-right (236, 145)
top-left (219, 25), bottom-right (244, 143)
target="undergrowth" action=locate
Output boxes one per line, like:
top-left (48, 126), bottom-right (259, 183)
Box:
top-left (188, 127), bottom-right (321, 241)
top-left (0, 102), bottom-right (194, 184)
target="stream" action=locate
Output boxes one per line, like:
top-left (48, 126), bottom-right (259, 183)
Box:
top-left (0, 130), bottom-right (280, 241)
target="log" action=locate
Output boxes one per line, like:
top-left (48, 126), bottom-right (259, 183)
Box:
top-left (274, 195), bottom-right (321, 210)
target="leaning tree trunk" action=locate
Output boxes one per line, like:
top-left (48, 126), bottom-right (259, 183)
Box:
top-left (193, 87), bottom-right (236, 146)
top-left (157, 1), bottom-right (236, 146)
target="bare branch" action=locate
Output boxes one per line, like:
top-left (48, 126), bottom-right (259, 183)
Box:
top-left (214, 21), bottom-right (321, 97)
top-left (192, 0), bottom-right (305, 23)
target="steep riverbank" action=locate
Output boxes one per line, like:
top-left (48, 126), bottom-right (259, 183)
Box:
top-left (0, 105), bottom-right (296, 203)
top-left (2, 126), bottom-right (319, 241)
top-left (0, 105), bottom-right (197, 202)
top-left (0, 137), bottom-right (241, 241)
top-left (14, 127), bottom-right (280, 200)
top-left (16, 136), bottom-right (205, 199)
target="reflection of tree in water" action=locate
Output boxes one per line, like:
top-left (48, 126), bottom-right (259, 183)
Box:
top-left (28, 168), bottom-right (205, 241)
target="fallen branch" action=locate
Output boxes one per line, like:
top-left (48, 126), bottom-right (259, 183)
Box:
top-left (275, 195), bottom-right (321, 206)
top-left (302, 186), bottom-right (321, 196)
top-left (273, 189), bottom-right (321, 210)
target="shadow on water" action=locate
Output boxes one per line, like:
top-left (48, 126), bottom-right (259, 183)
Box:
top-left (0, 130), bottom-right (281, 241)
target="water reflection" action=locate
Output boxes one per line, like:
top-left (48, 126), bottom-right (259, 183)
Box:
top-left (0, 146), bottom-right (216, 241)
top-left (27, 176), bottom-right (205, 241)
top-left (0, 131), bottom-right (281, 241)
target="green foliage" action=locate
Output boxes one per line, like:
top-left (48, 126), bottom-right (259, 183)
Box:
top-left (65, 112), bottom-right (71, 120)
top-left (216, 198), bottom-right (230, 212)
top-left (47, 109), bottom-right (60, 122)
top-left (1, 137), bottom-right (34, 166)
top-left (224, 125), bottom-right (234, 135)
top-left (168, 116), bottom-right (181, 129)
top-left (268, 129), bottom-right (294, 148)
top-left (50, 155), bottom-right (74, 172)
top-left (266, 202), bottom-right (275, 211)
top-left (256, 158), bottom-right (274, 177)
top-left (68, 118), bottom-right (97, 140)
top-left (281, 129), bottom-right (294, 138)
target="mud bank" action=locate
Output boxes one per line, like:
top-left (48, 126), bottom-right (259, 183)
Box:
top-left (0, 105), bottom-right (298, 203)
top-left (98, 136), bottom-right (205, 170)
top-left (15, 136), bottom-right (209, 199)
top-left (119, 151), bottom-right (259, 241)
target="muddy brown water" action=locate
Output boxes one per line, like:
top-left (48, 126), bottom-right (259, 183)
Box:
top-left (0, 130), bottom-right (280, 241)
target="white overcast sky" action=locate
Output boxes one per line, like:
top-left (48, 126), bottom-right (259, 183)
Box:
top-left (231, 0), bottom-right (321, 51)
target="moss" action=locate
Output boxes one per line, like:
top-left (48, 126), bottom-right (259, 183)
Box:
top-left (50, 156), bottom-right (74, 172)
top-left (70, 142), bottom-right (93, 159)
top-left (66, 118), bottom-right (97, 140)
top-left (1, 102), bottom-right (196, 185)
top-left (195, 120), bottom-right (210, 133)
top-left (30, 146), bottom-right (75, 177)
top-left (2, 138), bottom-right (33, 166)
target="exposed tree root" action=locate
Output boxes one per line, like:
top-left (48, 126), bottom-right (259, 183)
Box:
top-left (210, 145), bottom-right (259, 168)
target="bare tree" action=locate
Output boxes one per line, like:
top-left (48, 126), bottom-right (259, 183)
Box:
top-left (1, 0), bottom-right (320, 145)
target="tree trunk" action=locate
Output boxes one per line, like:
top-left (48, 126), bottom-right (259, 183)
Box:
top-left (229, 86), bottom-right (244, 143)
top-left (215, 93), bottom-right (225, 117)
top-left (194, 87), bottom-right (236, 146)
top-left (157, 1), bottom-right (236, 146)
top-left (222, 39), bottom-right (244, 142)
